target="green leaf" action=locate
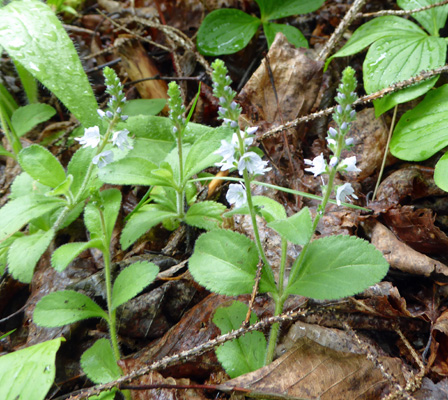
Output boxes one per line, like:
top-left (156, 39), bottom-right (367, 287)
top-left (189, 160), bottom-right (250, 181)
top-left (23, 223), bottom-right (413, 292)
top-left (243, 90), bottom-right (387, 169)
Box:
top-left (0, 144), bottom-right (14, 159)
top-left (18, 144), bottom-right (66, 188)
top-left (14, 59), bottom-right (38, 104)
top-left (45, 174), bottom-right (73, 197)
top-left (224, 195), bottom-right (287, 223)
top-left (434, 151), bottom-right (448, 192)
top-left (80, 339), bottom-right (122, 384)
top-left (148, 163), bottom-right (178, 188)
top-left (0, 0), bottom-right (99, 128)
top-left (98, 157), bottom-right (158, 186)
top-left (111, 261), bottom-right (159, 310)
top-left (34, 290), bottom-right (108, 327)
top-left (0, 233), bottom-right (23, 276)
top-left (263, 22), bottom-right (308, 48)
top-left (390, 84), bottom-right (448, 161)
top-left (7, 229), bottom-right (55, 283)
top-left (189, 229), bottom-right (262, 295)
top-left (84, 189), bottom-right (121, 243)
top-left (10, 172), bottom-right (51, 199)
top-left (11, 104), bottom-right (56, 137)
top-left (256, 0), bottom-right (325, 20)
top-left (185, 201), bottom-right (226, 230)
top-left (0, 337), bottom-right (64, 400)
top-left (197, 9), bottom-right (261, 56)
top-left (0, 195), bottom-right (63, 241)
top-left (122, 99), bottom-right (166, 116)
top-left (286, 235), bottom-right (389, 300)
top-left (121, 204), bottom-right (178, 250)
top-left (67, 147), bottom-right (101, 200)
top-left (213, 301), bottom-right (266, 378)
top-left (0, 80), bottom-right (18, 119)
top-left (397, 0), bottom-right (448, 36)
top-left (183, 127), bottom-right (232, 183)
top-left (365, 35), bottom-right (446, 116)
top-left (331, 16), bottom-right (425, 58)
top-left (51, 239), bottom-right (103, 272)
top-left (267, 207), bottom-right (312, 245)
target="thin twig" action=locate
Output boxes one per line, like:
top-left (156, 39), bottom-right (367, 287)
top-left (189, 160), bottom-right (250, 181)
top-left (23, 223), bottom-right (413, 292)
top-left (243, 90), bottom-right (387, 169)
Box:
top-left (259, 64), bottom-right (448, 142)
top-left (243, 261), bottom-right (263, 327)
top-left (317, 0), bottom-right (368, 61)
top-left (358, 0), bottom-right (448, 18)
top-left (65, 308), bottom-right (307, 400)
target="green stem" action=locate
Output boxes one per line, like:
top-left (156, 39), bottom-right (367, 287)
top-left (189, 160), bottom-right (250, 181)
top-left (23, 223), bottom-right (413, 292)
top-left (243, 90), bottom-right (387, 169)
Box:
top-left (176, 132), bottom-right (185, 218)
top-left (264, 238), bottom-right (288, 364)
top-left (0, 105), bottom-right (21, 156)
top-left (124, 186), bottom-right (153, 222)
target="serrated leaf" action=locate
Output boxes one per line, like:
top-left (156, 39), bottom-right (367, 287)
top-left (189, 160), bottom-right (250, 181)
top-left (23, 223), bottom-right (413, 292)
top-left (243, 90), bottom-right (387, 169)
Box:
top-left (98, 157), bottom-right (158, 186)
top-left (0, 195), bottom-right (63, 241)
top-left (0, 337), bottom-right (64, 400)
top-left (256, 0), bottom-right (325, 20)
top-left (7, 229), bottom-right (55, 283)
top-left (286, 235), bottom-right (389, 300)
top-left (434, 151), bottom-right (448, 192)
top-left (121, 204), bottom-right (178, 250)
top-left (111, 261), bottom-right (159, 310)
top-left (34, 290), bottom-right (108, 327)
top-left (390, 84), bottom-right (448, 161)
top-left (0, 0), bottom-right (99, 128)
top-left (224, 195), bottom-right (287, 223)
top-left (263, 22), bottom-right (308, 48)
top-left (267, 207), bottom-right (312, 245)
top-left (397, 0), bottom-right (448, 36)
top-left (18, 144), bottom-right (66, 188)
top-left (148, 163), bottom-right (178, 188)
top-left (84, 189), bottom-right (121, 243)
top-left (197, 9), bottom-right (260, 56)
top-left (185, 201), bottom-right (226, 230)
top-left (51, 239), bottom-right (103, 272)
top-left (213, 301), bottom-right (266, 378)
top-left (189, 229), bottom-right (260, 295)
top-left (11, 103), bottom-right (56, 137)
top-left (122, 99), bottom-right (166, 116)
top-left (364, 35), bottom-right (446, 116)
top-left (80, 339), bottom-right (122, 384)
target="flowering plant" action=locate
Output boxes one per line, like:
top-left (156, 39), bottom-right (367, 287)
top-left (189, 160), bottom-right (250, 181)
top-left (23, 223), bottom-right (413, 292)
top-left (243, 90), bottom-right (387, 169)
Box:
top-left (188, 63), bottom-right (390, 375)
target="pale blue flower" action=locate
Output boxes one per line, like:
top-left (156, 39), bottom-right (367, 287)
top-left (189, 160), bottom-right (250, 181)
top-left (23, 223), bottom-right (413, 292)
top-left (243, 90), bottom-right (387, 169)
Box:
top-left (93, 150), bottom-right (114, 168)
top-left (238, 152), bottom-right (271, 176)
top-left (75, 126), bottom-right (101, 149)
top-left (339, 156), bottom-right (361, 173)
top-left (304, 153), bottom-right (326, 177)
top-left (112, 129), bottom-right (133, 151)
top-left (226, 183), bottom-right (247, 208)
top-left (336, 182), bottom-right (358, 206)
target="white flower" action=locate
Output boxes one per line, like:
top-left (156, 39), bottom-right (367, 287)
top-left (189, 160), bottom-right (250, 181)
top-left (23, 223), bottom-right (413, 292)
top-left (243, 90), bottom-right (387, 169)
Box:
top-left (304, 153), bottom-right (327, 177)
top-left (336, 182), bottom-right (358, 206)
top-left (97, 109), bottom-right (106, 118)
top-left (214, 140), bottom-right (236, 169)
top-left (112, 129), bottom-right (133, 151)
top-left (339, 156), bottom-right (361, 173)
top-left (75, 126), bottom-right (101, 148)
top-left (233, 132), bottom-right (254, 149)
top-left (215, 159), bottom-right (236, 171)
top-left (329, 156), bottom-right (338, 167)
top-left (326, 137), bottom-right (337, 146)
top-left (328, 127), bottom-right (338, 137)
top-left (226, 183), bottom-right (247, 208)
top-left (93, 150), bottom-right (114, 168)
top-left (238, 152), bottom-right (271, 176)
top-left (345, 138), bottom-right (354, 146)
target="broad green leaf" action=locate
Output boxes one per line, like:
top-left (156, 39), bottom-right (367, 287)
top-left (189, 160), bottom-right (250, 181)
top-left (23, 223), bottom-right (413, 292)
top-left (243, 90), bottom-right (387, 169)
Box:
top-left (67, 147), bottom-right (101, 200)
top-left (224, 195), bottom-right (287, 223)
top-left (7, 229), bottom-right (55, 283)
top-left (286, 235), bottom-right (389, 300)
top-left (45, 174), bottom-right (73, 197)
top-left (51, 239), bottom-right (103, 272)
top-left (122, 99), bottom-right (166, 116)
top-left (84, 189), bottom-right (121, 243)
top-left (34, 290), bottom-right (108, 327)
top-left (189, 229), bottom-right (260, 295)
top-left (0, 337), bottom-right (64, 400)
top-left (434, 151), bottom-right (448, 192)
top-left (267, 207), bottom-right (312, 245)
top-left (263, 22), bottom-right (308, 48)
top-left (397, 0), bottom-right (448, 36)
top-left (98, 157), bottom-right (157, 186)
top-left (111, 261), bottom-right (159, 310)
top-left (80, 339), bottom-right (122, 384)
top-left (183, 127), bottom-right (232, 182)
top-left (0, 233), bottom-right (23, 276)
top-left (0, 195), bottom-right (63, 241)
top-left (197, 9), bottom-right (261, 56)
top-left (365, 35), bottom-right (446, 116)
top-left (10, 172), bottom-right (50, 199)
top-left (149, 186), bottom-right (177, 213)
top-left (185, 201), bottom-right (226, 230)
top-left (390, 84), bottom-right (448, 161)
top-left (11, 103), bottom-right (56, 137)
top-left (121, 204), bottom-right (178, 249)
top-left (148, 163), bottom-right (178, 188)
top-left (256, 0), bottom-right (325, 20)
top-left (213, 301), bottom-right (266, 378)
top-left (18, 144), bottom-right (66, 188)
top-left (0, 0), bottom-right (99, 128)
